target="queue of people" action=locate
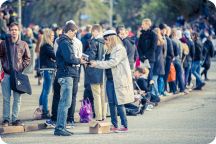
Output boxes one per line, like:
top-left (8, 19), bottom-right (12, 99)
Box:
top-left (0, 7), bottom-right (215, 136)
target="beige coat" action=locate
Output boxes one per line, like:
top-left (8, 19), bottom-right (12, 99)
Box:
top-left (95, 44), bottom-right (134, 105)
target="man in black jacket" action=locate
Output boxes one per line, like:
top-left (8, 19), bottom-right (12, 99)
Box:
top-left (54, 22), bottom-right (86, 136)
top-left (159, 24), bottom-right (174, 95)
top-left (138, 18), bottom-right (157, 82)
top-left (191, 32), bottom-right (205, 90)
top-left (116, 25), bottom-right (136, 70)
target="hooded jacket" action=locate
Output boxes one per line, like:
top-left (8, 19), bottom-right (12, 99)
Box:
top-left (56, 34), bottom-right (81, 78)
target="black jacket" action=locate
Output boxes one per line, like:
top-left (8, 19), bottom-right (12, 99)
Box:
top-left (193, 39), bottom-right (203, 61)
top-left (138, 29), bottom-right (158, 63)
top-left (39, 43), bottom-right (56, 69)
top-left (85, 38), bottom-right (105, 84)
top-left (153, 45), bottom-right (165, 75)
top-left (122, 37), bottom-right (136, 64)
top-left (165, 36), bottom-right (174, 60)
top-left (202, 39), bottom-right (214, 68)
top-left (56, 34), bottom-right (81, 78)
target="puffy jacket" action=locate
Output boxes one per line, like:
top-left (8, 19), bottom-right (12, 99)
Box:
top-left (56, 34), bottom-right (81, 78)
top-left (0, 38), bottom-right (31, 74)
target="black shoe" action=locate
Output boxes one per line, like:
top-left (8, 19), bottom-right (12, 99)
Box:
top-left (42, 112), bottom-right (51, 119)
top-left (193, 87), bottom-right (202, 90)
top-left (54, 129), bottom-right (72, 136)
top-left (140, 105), bottom-right (146, 115)
top-left (12, 120), bottom-right (24, 126)
top-left (200, 82), bottom-right (205, 88)
top-left (2, 120), bottom-right (9, 127)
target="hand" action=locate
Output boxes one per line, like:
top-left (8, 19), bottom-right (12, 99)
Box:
top-left (80, 58), bottom-right (87, 64)
top-left (90, 60), bottom-right (97, 67)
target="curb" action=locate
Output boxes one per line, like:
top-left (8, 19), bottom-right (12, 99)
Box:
top-left (0, 123), bottom-right (47, 134)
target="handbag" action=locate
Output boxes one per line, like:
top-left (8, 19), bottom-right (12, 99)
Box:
top-left (79, 98), bottom-right (93, 123)
top-left (167, 63), bottom-right (176, 82)
top-left (33, 107), bottom-right (42, 120)
top-left (5, 36), bottom-right (32, 95)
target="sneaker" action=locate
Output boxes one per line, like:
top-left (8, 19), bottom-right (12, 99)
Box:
top-left (54, 129), bottom-right (72, 136)
top-left (163, 91), bottom-right (172, 96)
top-left (146, 104), bottom-right (154, 111)
top-left (66, 121), bottom-right (75, 128)
top-left (45, 119), bottom-right (56, 128)
top-left (12, 120), bottom-right (24, 126)
top-left (116, 126), bottom-right (128, 133)
top-left (110, 126), bottom-right (118, 132)
top-left (2, 120), bottom-right (9, 127)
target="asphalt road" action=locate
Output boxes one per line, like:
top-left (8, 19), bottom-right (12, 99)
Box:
top-left (0, 61), bottom-right (216, 144)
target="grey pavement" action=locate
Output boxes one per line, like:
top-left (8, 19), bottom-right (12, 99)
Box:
top-left (0, 61), bottom-right (216, 144)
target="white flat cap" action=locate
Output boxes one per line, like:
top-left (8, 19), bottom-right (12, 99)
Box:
top-left (66, 20), bottom-right (76, 25)
top-left (103, 29), bottom-right (117, 37)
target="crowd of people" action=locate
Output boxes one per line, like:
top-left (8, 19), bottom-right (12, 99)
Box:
top-left (0, 7), bottom-right (215, 136)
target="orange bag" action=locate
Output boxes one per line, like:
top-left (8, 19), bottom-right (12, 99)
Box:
top-left (167, 63), bottom-right (176, 82)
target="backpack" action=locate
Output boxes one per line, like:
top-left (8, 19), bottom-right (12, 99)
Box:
top-left (79, 99), bottom-right (93, 123)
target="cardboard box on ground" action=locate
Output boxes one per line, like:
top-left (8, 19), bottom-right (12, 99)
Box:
top-left (89, 121), bottom-right (112, 134)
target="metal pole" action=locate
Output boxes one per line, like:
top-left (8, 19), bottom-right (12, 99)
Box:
top-left (18, 0), bottom-right (22, 39)
top-left (109, 0), bottom-right (113, 27)
top-left (18, 0), bottom-right (22, 28)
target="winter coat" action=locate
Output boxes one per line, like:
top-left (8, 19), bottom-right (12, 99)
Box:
top-left (85, 38), bottom-right (105, 84)
top-left (202, 39), bottom-right (214, 69)
top-left (56, 34), bottom-right (81, 78)
top-left (137, 29), bottom-right (158, 63)
top-left (39, 43), bottom-right (56, 70)
top-left (165, 36), bottom-right (174, 60)
top-left (122, 37), bottom-right (136, 68)
top-left (193, 39), bottom-right (203, 61)
top-left (153, 45), bottom-right (166, 75)
top-left (95, 44), bottom-right (134, 105)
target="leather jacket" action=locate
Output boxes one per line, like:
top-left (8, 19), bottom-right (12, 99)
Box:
top-left (0, 39), bottom-right (31, 74)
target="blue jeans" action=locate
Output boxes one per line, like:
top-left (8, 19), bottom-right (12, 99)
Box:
top-left (106, 80), bottom-right (128, 128)
top-left (39, 70), bottom-right (54, 113)
top-left (184, 61), bottom-right (192, 87)
top-left (192, 61), bottom-right (203, 87)
top-left (55, 77), bottom-right (73, 130)
top-left (173, 59), bottom-right (185, 92)
top-left (1, 73), bottom-right (21, 122)
top-left (158, 76), bottom-right (164, 95)
top-left (152, 75), bottom-right (159, 96)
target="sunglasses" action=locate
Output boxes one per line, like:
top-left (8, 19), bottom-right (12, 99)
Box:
top-left (103, 36), bottom-right (108, 41)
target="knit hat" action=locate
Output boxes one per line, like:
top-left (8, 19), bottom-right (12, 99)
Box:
top-left (183, 30), bottom-right (191, 39)
top-left (159, 23), bottom-right (166, 30)
top-left (103, 30), bottom-right (117, 37)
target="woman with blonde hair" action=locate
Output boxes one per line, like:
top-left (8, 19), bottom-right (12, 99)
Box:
top-left (90, 30), bottom-right (134, 132)
top-left (152, 28), bottom-right (166, 96)
top-left (39, 28), bottom-right (56, 119)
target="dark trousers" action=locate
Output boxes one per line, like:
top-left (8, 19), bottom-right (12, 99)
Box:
top-left (148, 62), bottom-right (155, 83)
top-left (51, 76), bottom-right (79, 122)
top-left (173, 59), bottom-right (185, 92)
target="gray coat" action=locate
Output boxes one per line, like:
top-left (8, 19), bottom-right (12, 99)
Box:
top-left (95, 44), bottom-right (134, 105)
